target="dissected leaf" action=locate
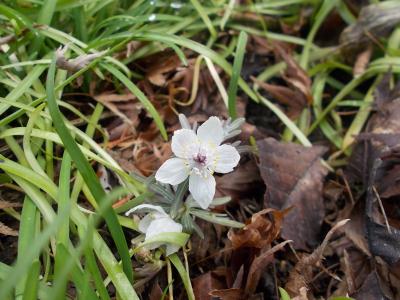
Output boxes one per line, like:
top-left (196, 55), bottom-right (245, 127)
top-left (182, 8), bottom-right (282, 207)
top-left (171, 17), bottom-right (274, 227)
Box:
top-left (257, 138), bottom-right (328, 250)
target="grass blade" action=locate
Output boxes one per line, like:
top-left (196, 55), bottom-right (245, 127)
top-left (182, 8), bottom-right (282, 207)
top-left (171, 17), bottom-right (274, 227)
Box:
top-left (228, 31), bottom-right (248, 119)
top-left (169, 254), bottom-right (195, 300)
top-left (45, 54), bottom-right (134, 283)
top-left (103, 63), bottom-right (167, 140)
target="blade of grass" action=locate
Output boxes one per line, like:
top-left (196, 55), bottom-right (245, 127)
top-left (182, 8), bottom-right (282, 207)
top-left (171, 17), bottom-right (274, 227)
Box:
top-left (52, 244), bottom-right (98, 299)
top-left (45, 54), bottom-right (133, 283)
top-left (228, 31), bottom-right (248, 119)
top-left (15, 196), bottom-right (38, 300)
top-left (99, 31), bottom-right (259, 102)
top-left (0, 65), bottom-right (46, 116)
top-left (30, 0), bottom-right (57, 54)
top-left (0, 140), bottom-right (137, 299)
top-left (169, 254), bottom-right (195, 300)
top-left (54, 151), bottom-right (72, 298)
top-left (300, 0), bottom-right (339, 69)
top-left (189, 0), bottom-right (217, 38)
top-left (257, 93), bottom-right (312, 147)
top-left (342, 77), bottom-right (381, 152)
top-left (23, 103), bottom-right (49, 178)
top-left (102, 63), bottom-right (167, 140)
top-left (21, 261), bottom-right (40, 300)
top-left (312, 74), bottom-right (343, 148)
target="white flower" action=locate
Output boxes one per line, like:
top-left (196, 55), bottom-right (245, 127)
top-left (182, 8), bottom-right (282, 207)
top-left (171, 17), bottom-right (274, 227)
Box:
top-left (125, 204), bottom-right (183, 256)
top-left (155, 116), bottom-right (240, 209)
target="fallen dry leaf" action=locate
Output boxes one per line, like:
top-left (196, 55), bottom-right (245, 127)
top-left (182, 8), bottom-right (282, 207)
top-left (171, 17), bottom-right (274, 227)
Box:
top-left (257, 138), bottom-right (328, 250)
top-left (285, 220), bottom-right (349, 298)
top-left (351, 271), bottom-right (391, 300)
top-left (146, 54), bottom-right (182, 86)
top-left (348, 77), bottom-right (400, 265)
top-left (193, 271), bottom-right (226, 300)
top-left (340, 1), bottom-right (400, 61)
top-left (209, 288), bottom-right (243, 300)
top-left (216, 159), bottom-right (264, 203)
top-left (252, 77), bottom-right (306, 119)
top-left (228, 208), bottom-right (284, 250)
top-left (0, 200), bottom-right (21, 209)
top-left (149, 282), bottom-right (163, 300)
top-left (275, 45), bottom-right (313, 104)
top-left (0, 221), bottom-right (18, 236)
top-left (245, 240), bottom-right (291, 295)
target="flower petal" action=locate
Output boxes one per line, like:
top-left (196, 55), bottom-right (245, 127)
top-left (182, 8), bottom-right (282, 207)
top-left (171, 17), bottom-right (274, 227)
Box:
top-left (166, 244), bottom-right (180, 256)
top-left (143, 216), bottom-right (182, 253)
top-left (213, 144), bottom-right (240, 173)
top-left (145, 217), bottom-right (183, 239)
top-left (197, 116), bottom-right (224, 147)
top-left (189, 172), bottom-right (216, 209)
top-left (171, 129), bottom-right (198, 158)
top-left (125, 204), bottom-right (167, 216)
top-left (155, 158), bottom-right (189, 185)
top-left (138, 214), bottom-right (154, 233)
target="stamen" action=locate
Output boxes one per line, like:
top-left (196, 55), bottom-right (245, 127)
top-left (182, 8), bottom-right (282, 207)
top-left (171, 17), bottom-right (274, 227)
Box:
top-left (193, 152), bottom-right (207, 166)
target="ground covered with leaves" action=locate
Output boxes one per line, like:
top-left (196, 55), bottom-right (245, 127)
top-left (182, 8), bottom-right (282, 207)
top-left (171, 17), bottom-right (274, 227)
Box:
top-left (1, 0), bottom-right (400, 299)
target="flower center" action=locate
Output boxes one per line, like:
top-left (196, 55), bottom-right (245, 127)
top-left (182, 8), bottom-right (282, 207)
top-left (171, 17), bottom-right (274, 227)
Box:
top-left (193, 152), bottom-right (207, 166)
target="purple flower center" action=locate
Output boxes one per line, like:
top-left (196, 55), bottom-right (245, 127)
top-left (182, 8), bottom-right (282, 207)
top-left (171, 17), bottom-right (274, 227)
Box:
top-left (193, 153), bottom-right (207, 166)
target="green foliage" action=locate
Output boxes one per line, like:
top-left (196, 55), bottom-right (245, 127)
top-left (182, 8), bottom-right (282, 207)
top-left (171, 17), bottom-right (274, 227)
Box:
top-left (0, 0), bottom-right (398, 298)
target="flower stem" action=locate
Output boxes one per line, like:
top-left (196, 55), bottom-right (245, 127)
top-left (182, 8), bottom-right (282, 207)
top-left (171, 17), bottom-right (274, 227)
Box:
top-left (166, 258), bottom-right (174, 300)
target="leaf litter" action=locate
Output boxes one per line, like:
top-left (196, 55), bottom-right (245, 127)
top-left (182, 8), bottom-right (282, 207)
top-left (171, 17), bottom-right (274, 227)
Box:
top-left (2, 1), bottom-right (400, 299)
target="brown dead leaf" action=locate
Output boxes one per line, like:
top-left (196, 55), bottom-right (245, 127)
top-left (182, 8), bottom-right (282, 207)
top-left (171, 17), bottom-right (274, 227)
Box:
top-left (209, 266), bottom-right (245, 300)
top-left (257, 138), bottom-right (328, 250)
top-left (193, 271), bottom-right (226, 300)
top-left (292, 287), bottom-right (309, 300)
top-left (275, 45), bottom-right (313, 105)
top-left (285, 220), bottom-right (349, 298)
top-left (245, 240), bottom-right (291, 295)
top-left (351, 271), bottom-right (391, 300)
top-left (251, 44), bottom-right (312, 119)
top-left (0, 200), bottom-right (21, 209)
top-left (344, 202), bottom-right (371, 256)
top-left (353, 44), bottom-right (373, 77)
top-left (146, 54), bottom-right (182, 87)
top-left (340, 1), bottom-right (400, 61)
top-left (209, 288), bottom-right (243, 300)
top-left (228, 208), bottom-right (284, 250)
top-left (252, 77), bottom-right (306, 119)
top-left (0, 221), bottom-right (18, 236)
top-left (215, 159), bottom-right (264, 203)
top-left (348, 77), bottom-right (400, 265)
top-left (149, 282), bottom-right (164, 300)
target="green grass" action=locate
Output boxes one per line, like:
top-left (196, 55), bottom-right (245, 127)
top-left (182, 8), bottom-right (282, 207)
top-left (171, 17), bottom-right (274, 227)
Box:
top-left (0, 0), bottom-right (399, 299)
